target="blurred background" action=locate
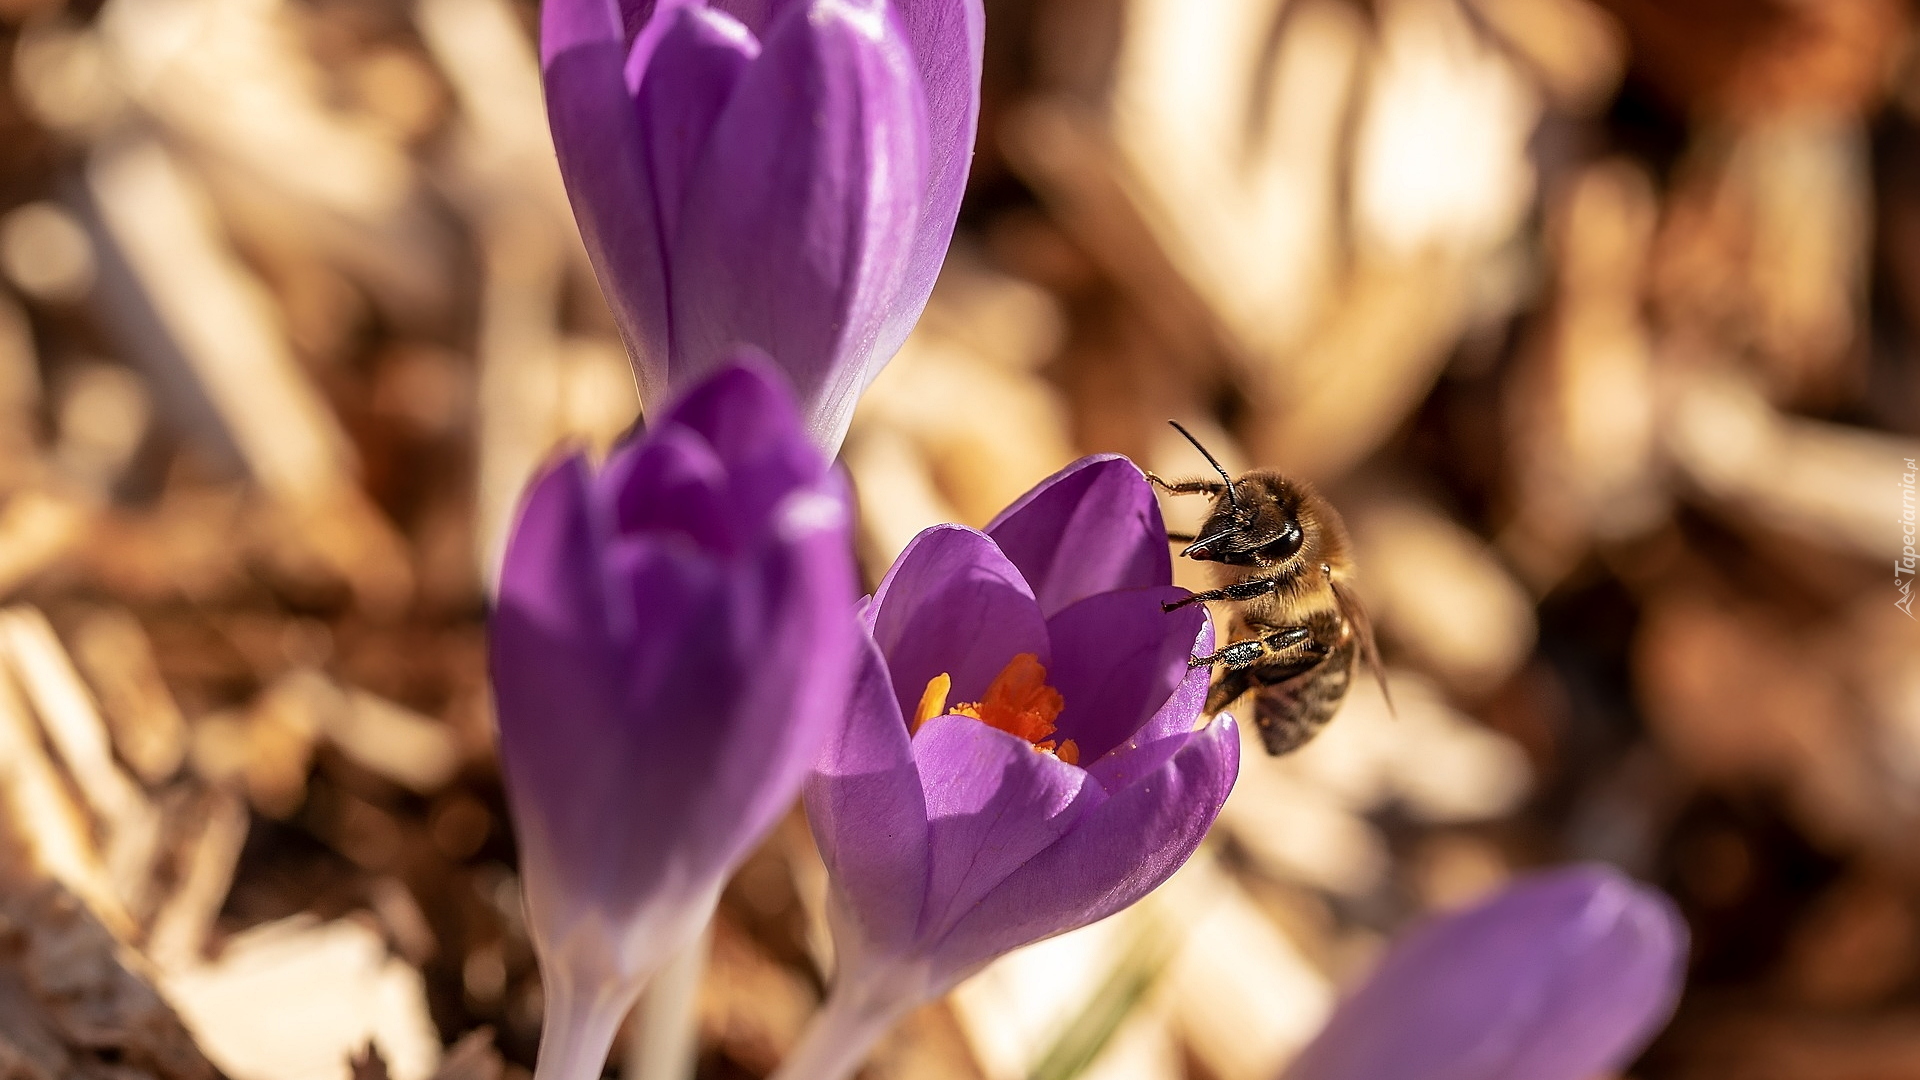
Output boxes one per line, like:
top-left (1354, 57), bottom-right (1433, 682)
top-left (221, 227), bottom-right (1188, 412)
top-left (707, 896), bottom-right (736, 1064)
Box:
top-left (0, 0), bottom-right (1918, 1076)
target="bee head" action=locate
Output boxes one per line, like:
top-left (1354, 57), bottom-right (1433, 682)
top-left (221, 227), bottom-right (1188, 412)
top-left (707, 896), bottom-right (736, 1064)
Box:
top-left (1182, 472), bottom-right (1307, 567)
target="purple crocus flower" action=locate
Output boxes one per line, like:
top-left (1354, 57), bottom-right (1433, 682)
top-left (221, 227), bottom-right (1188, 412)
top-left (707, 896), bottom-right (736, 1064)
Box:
top-left (776, 456), bottom-right (1241, 1080)
top-left (541, 0), bottom-right (983, 452)
top-left (1285, 864), bottom-right (1689, 1080)
top-left (489, 360), bottom-right (858, 1080)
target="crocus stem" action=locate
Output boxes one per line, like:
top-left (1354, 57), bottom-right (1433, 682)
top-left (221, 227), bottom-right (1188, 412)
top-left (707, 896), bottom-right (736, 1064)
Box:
top-left (623, 924), bottom-right (712, 1080)
top-left (767, 969), bottom-right (917, 1080)
top-left (535, 976), bottom-right (643, 1080)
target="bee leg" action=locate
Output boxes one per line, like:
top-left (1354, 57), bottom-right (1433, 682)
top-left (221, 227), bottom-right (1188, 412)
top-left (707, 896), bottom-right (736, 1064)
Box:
top-left (1195, 628), bottom-right (1325, 673)
top-left (1198, 631), bottom-right (1327, 715)
top-left (1189, 629), bottom-right (1307, 670)
top-left (1191, 639), bottom-right (1262, 670)
top-left (1145, 472), bottom-right (1226, 497)
top-left (1162, 576), bottom-right (1281, 612)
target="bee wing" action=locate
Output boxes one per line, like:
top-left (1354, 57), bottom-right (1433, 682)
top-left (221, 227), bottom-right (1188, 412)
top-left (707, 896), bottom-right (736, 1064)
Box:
top-left (1330, 577), bottom-right (1394, 716)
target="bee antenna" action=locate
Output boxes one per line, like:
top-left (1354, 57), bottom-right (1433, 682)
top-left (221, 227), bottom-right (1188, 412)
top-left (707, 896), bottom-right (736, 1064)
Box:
top-left (1167, 420), bottom-right (1240, 511)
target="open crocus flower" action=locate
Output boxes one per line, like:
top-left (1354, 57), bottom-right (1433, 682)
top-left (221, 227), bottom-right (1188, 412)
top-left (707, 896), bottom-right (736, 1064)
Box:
top-left (489, 361), bottom-right (858, 1080)
top-left (541, 0), bottom-right (983, 453)
top-left (1284, 864), bottom-right (1688, 1080)
top-left (780, 456), bottom-right (1241, 1080)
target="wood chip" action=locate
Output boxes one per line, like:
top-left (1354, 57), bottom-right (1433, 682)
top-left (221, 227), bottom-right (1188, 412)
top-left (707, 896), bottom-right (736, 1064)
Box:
top-left (1663, 367), bottom-right (1920, 564)
top-left (1279, 671), bottom-right (1533, 826)
top-left (85, 135), bottom-right (413, 616)
top-left (332, 689), bottom-right (463, 795)
top-left (1499, 160), bottom-right (1663, 587)
top-left (413, 0), bottom-right (578, 231)
top-left (697, 918), bottom-right (815, 1077)
top-left (0, 667), bottom-right (129, 938)
top-left (432, 1028), bottom-right (505, 1080)
top-left (1463, 0), bottom-right (1625, 113)
top-left (0, 883), bottom-right (216, 1080)
top-left (98, 0), bottom-right (415, 224)
top-left (0, 607), bottom-right (157, 922)
top-left (0, 295), bottom-right (41, 481)
top-left (1156, 855), bottom-right (1333, 1080)
top-left (469, 210), bottom-right (569, 592)
top-left (162, 916), bottom-right (443, 1080)
top-left (1350, 499), bottom-right (1538, 696)
top-left (0, 492), bottom-right (90, 600)
top-left (951, 912), bottom-right (1145, 1080)
top-left (842, 426), bottom-right (959, 570)
top-left (1220, 755), bottom-right (1388, 898)
top-left (854, 329), bottom-right (1075, 527)
top-left (188, 678), bottom-right (318, 819)
top-left (144, 789), bottom-right (248, 973)
top-left (67, 608), bottom-right (189, 786)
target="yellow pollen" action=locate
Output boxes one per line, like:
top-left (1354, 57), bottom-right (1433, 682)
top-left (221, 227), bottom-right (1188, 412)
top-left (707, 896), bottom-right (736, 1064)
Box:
top-left (914, 653), bottom-right (1077, 763)
top-left (911, 672), bottom-right (951, 734)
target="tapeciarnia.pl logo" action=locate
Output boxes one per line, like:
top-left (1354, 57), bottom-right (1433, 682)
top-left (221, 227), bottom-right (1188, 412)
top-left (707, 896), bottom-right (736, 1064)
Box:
top-left (1900, 457), bottom-right (1917, 619)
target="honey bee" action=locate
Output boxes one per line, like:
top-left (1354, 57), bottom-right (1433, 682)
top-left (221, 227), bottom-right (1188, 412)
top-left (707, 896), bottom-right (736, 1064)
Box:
top-left (1148, 422), bottom-right (1389, 755)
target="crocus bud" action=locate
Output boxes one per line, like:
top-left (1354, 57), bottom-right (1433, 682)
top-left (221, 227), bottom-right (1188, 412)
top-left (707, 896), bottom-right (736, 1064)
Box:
top-left (489, 360), bottom-right (859, 1080)
top-left (541, 0), bottom-right (983, 453)
top-left (1283, 864), bottom-right (1688, 1080)
top-left (779, 457), bottom-right (1240, 1080)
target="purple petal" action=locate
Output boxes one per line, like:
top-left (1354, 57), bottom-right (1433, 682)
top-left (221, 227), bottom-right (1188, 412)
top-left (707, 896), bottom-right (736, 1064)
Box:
top-left (490, 361), bottom-right (858, 935)
top-left (1045, 587), bottom-right (1205, 764)
top-left (491, 463), bottom-right (704, 916)
top-left (603, 538), bottom-right (728, 726)
top-left (654, 490), bottom-right (858, 884)
top-left (494, 454), bottom-right (609, 661)
top-left (543, 0), bottom-right (674, 401)
top-left (929, 717), bottom-right (1239, 979)
top-left (912, 715), bottom-right (1100, 941)
top-left (866, 0), bottom-right (985, 373)
top-left (491, 464), bottom-right (627, 868)
top-left (612, 0), bottom-right (666, 48)
top-left (640, 493), bottom-right (853, 894)
top-left (708, 0), bottom-right (804, 35)
top-left (600, 425), bottom-right (733, 554)
top-left (1284, 865), bottom-right (1688, 1080)
top-left (501, 501), bottom-right (854, 922)
top-left (628, 5), bottom-right (758, 255)
top-left (641, 354), bottom-right (822, 535)
top-left (1085, 614), bottom-right (1214, 792)
top-left (805, 632), bottom-right (931, 954)
top-left (652, 352), bottom-right (806, 466)
top-left (866, 525), bottom-right (1050, 721)
top-left (985, 456), bottom-right (1173, 617)
top-left (541, 0), bottom-right (635, 66)
top-left (668, 0), bottom-right (929, 449)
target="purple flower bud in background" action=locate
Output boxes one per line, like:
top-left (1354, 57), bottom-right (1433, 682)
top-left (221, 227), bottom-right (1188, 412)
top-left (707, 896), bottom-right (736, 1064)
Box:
top-left (541, 0), bottom-right (984, 453)
top-left (776, 456), bottom-right (1241, 1080)
top-left (1283, 864), bottom-right (1688, 1080)
top-left (489, 360), bottom-right (859, 1080)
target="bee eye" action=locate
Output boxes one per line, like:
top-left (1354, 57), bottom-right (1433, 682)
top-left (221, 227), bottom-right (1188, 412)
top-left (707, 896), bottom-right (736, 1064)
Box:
top-left (1270, 520), bottom-right (1304, 559)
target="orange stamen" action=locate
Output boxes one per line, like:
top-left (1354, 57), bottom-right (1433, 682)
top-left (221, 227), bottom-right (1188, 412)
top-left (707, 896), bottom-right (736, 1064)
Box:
top-left (951, 653), bottom-right (1065, 745)
top-left (913, 653), bottom-right (1077, 764)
